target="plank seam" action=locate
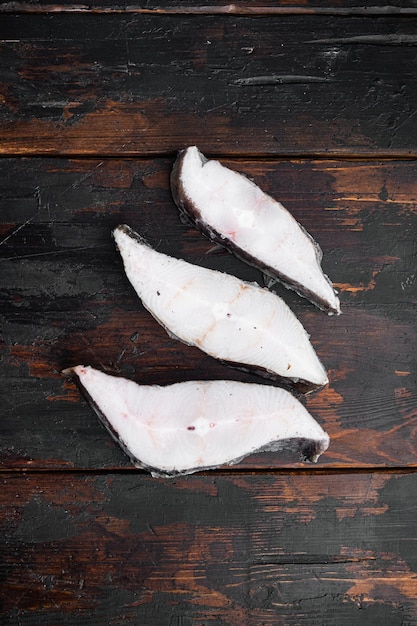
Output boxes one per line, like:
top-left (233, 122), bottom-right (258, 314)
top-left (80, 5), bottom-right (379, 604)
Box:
top-left (1, 152), bottom-right (417, 162)
top-left (2, 4), bottom-right (417, 17)
top-left (1, 466), bottom-right (417, 476)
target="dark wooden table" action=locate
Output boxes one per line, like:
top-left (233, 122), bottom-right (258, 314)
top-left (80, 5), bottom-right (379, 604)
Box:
top-left (1, 2), bottom-right (417, 624)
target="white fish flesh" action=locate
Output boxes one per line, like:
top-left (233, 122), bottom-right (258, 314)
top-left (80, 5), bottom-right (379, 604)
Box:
top-left (64, 365), bottom-right (330, 476)
top-left (171, 146), bottom-right (341, 315)
top-left (113, 224), bottom-right (329, 393)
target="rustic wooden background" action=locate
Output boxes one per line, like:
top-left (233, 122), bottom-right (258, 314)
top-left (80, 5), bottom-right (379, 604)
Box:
top-left (1, 2), bottom-right (417, 623)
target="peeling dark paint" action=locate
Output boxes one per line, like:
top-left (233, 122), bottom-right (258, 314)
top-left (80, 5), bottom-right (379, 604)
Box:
top-left (2, 473), bottom-right (417, 624)
top-left (1, 14), bottom-right (417, 155)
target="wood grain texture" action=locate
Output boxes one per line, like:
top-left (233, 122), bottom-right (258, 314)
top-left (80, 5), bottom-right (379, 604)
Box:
top-left (4, 1), bottom-right (417, 14)
top-left (1, 471), bottom-right (417, 625)
top-left (1, 13), bottom-right (417, 156)
top-left (1, 158), bottom-right (416, 470)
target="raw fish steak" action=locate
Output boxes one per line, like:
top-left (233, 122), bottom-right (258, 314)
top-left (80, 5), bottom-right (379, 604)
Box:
top-left (64, 365), bottom-right (330, 476)
top-left (114, 224), bottom-right (328, 393)
top-left (171, 146), bottom-right (341, 315)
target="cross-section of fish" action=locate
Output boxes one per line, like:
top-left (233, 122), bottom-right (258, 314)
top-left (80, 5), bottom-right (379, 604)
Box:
top-left (64, 365), bottom-right (330, 476)
top-left (171, 146), bottom-right (341, 315)
top-left (113, 224), bottom-right (328, 393)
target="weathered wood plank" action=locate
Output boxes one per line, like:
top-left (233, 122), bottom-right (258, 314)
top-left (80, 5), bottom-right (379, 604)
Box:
top-left (1, 13), bottom-right (417, 156)
top-left (1, 5), bottom-right (415, 624)
top-left (3, 1), bottom-right (417, 14)
top-left (1, 470), bottom-right (417, 624)
top-left (1, 157), bottom-right (416, 470)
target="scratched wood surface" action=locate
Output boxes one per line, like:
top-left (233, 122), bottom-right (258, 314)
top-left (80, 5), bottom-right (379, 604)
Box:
top-left (1, 2), bottom-right (417, 624)
top-left (2, 471), bottom-right (417, 624)
top-left (2, 11), bottom-right (417, 156)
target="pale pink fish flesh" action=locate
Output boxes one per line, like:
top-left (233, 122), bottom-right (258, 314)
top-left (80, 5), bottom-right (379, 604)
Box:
top-left (113, 224), bottom-right (329, 393)
top-left (171, 146), bottom-right (341, 315)
top-left (64, 365), bottom-right (330, 476)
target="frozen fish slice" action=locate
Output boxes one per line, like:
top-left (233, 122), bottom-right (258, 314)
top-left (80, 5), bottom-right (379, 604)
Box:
top-left (113, 224), bottom-right (328, 393)
top-left (64, 365), bottom-right (330, 476)
top-left (171, 146), bottom-right (340, 315)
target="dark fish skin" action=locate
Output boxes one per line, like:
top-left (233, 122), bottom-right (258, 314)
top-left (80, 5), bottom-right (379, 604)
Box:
top-left (216, 358), bottom-right (323, 396)
top-left (171, 148), bottom-right (340, 315)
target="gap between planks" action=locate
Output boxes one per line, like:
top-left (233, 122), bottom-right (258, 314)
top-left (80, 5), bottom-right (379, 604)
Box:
top-left (1, 466), bottom-right (417, 476)
top-left (1, 152), bottom-right (417, 163)
top-left (2, 4), bottom-right (417, 17)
